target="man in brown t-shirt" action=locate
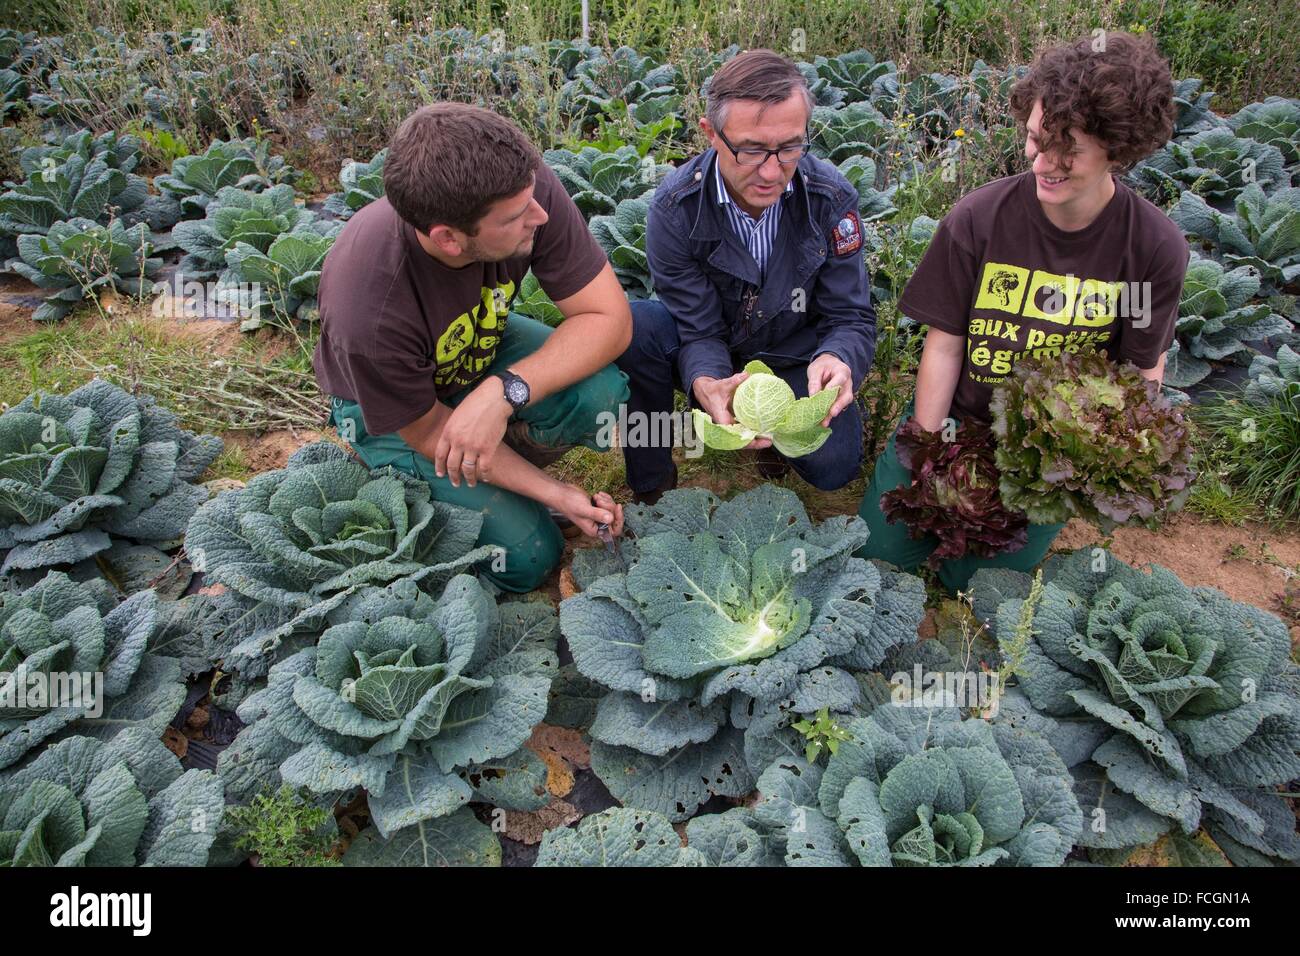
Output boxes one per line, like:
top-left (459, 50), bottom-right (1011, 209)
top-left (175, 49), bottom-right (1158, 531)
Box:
top-left (314, 103), bottom-right (632, 592)
top-left (857, 32), bottom-right (1189, 591)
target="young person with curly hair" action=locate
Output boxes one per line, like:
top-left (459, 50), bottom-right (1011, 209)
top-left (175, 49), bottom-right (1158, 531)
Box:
top-left (856, 31), bottom-right (1190, 590)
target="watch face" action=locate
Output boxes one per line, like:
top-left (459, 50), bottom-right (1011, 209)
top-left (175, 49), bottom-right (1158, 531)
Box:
top-left (505, 379), bottom-right (529, 406)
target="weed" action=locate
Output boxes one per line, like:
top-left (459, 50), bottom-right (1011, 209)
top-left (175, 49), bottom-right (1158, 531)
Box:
top-left (1194, 390), bottom-right (1300, 522)
top-left (225, 785), bottom-right (342, 867)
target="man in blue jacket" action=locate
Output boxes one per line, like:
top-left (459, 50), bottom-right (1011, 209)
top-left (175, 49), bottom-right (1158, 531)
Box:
top-left (618, 48), bottom-right (876, 503)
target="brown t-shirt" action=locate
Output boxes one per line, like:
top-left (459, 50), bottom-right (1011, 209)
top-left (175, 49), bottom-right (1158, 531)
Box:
top-left (313, 163), bottom-right (608, 435)
top-left (898, 170), bottom-right (1189, 423)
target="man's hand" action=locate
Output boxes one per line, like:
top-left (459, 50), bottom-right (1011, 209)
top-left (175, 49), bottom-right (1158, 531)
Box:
top-left (551, 486), bottom-right (625, 538)
top-left (693, 372), bottom-right (771, 449)
top-left (808, 353), bottom-right (854, 427)
top-left (434, 376), bottom-right (512, 487)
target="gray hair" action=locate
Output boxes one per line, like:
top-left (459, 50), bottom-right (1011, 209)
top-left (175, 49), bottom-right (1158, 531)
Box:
top-left (704, 48), bottom-right (814, 131)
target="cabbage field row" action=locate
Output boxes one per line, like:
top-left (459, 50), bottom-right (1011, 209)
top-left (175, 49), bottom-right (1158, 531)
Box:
top-left (0, 24), bottom-right (1297, 868)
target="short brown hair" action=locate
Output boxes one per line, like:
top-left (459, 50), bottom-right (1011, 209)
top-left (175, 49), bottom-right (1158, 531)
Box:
top-left (705, 49), bottom-right (813, 131)
top-left (1009, 32), bottom-right (1175, 171)
top-left (383, 103), bottom-right (540, 234)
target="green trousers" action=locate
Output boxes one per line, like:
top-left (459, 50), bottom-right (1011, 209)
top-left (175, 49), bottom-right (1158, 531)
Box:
top-left (328, 313), bottom-right (630, 593)
top-left (855, 402), bottom-right (1065, 592)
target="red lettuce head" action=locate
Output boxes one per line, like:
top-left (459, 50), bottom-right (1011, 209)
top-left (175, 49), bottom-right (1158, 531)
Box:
top-left (881, 418), bottom-right (1030, 567)
top-left (990, 350), bottom-right (1195, 528)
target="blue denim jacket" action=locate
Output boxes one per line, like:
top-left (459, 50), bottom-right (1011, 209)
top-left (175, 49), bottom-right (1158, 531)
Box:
top-left (646, 148), bottom-right (877, 396)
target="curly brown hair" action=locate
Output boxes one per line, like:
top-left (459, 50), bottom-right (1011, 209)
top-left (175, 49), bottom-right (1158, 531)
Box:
top-left (1008, 31), bottom-right (1175, 172)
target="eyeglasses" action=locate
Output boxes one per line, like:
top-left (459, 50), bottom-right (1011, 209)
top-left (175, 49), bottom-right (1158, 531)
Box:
top-left (715, 127), bottom-right (811, 166)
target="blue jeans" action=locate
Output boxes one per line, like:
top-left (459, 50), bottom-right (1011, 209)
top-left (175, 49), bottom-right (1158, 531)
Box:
top-left (616, 299), bottom-right (864, 493)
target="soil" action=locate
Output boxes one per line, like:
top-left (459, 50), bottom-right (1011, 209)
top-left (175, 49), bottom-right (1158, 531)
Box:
top-left (500, 799), bottom-right (582, 846)
top-left (0, 275), bottom-right (43, 348)
top-left (173, 317), bottom-right (249, 356)
top-left (1054, 516), bottom-right (1300, 645)
top-left (0, 302), bottom-right (30, 345)
top-left (223, 428), bottom-right (328, 472)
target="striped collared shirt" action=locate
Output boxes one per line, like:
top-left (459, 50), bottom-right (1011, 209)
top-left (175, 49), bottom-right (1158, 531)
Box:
top-left (714, 154), bottom-right (794, 281)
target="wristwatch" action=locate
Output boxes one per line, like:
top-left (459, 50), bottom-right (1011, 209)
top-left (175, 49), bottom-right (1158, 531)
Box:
top-left (493, 368), bottom-right (531, 411)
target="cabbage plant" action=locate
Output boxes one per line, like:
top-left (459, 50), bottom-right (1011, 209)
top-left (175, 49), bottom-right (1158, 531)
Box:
top-left (1163, 253), bottom-right (1293, 389)
top-left (322, 149), bottom-right (386, 220)
top-left (26, 52), bottom-right (143, 121)
top-left (1245, 343), bottom-right (1300, 408)
top-left (540, 37), bottom-right (604, 79)
top-left (223, 221), bottom-right (342, 329)
top-left (0, 378), bottom-right (222, 574)
top-left (156, 137), bottom-right (301, 217)
top-left (1228, 97), bottom-right (1300, 174)
top-left (535, 803), bottom-right (804, 866)
top-left (0, 730), bottom-right (222, 865)
top-left (1171, 78), bottom-right (1225, 137)
top-left (990, 350), bottom-right (1195, 528)
top-left (558, 46), bottom-right (680, 126)
top-left (9, 127), bottom-right (177, 234)
top-left (589, 196), bottom-right (652, 299)
top-left (408, 29), bottom-right (526, 101)
top-left (536, 807), bottom-right (708, 866)
top-left (752, 703), bottom-right (1082, 866)
top-left (543, 145), bottom-right (668, 219)
top-left (184, 442), bottom-right (492, 679)
top-left (511, 270), bottom-right (563, 327)
top-left (803, 50), bottom-right (896, 105)
top-left (1131, 129), bottom-right (1287, 206)
top-left (810, 102), bottom-right (892, 163)
top-left (18, 129), bottom-right (142, 177)
top-left (0, 153), bottom-right (154, 248)
top-left (7, 217), bottom-right (162, 321)
top-left (968, 59), bottom-right (1028, 124)
top-left (692, 360), bottom-right (838, 458)
top-left (0, 29), bottom-right (41, 72)
top-left (1171, 184), bottom-right (1300, 292)
top-left (870, 72), bottom-right (974, 144)
top-left (790, 69), bottom-right (850, 109)
top-left (170, 184), bottom-right (320, 280)
top-left (836, 155), bottom-right (899, 222)
top-left (560, 485), bottom-right (926, 819)
top-left (218, 574), bottom-right (556, 866)
top-left (971, 549), bottom-right (1300, 863)
top-left (0, 573), bottom-right (185, 771)
top-left (0, 68), bottom-right (23, 119)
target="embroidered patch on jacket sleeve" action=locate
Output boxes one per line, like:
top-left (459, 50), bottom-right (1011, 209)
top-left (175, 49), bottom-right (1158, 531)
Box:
top-left (830, 210), bottom-right (863, 256)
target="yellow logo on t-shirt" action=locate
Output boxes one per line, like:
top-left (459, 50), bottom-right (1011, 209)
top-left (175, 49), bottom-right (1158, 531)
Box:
top-left (1021, 269), bottom-right (1080, 324)
top-left (973, 263), bottom-right (1125, 327)
top-left (1073, 277), bottom-right (1124, 327)
top-left (973, 262), bottom-right (1031, 313)
top-left (962, 261), bottom-right (1123, 385)
top-left (436, 314), bottom-right (475, 364)
top-left (434, 278), bottom-right (516, 389)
